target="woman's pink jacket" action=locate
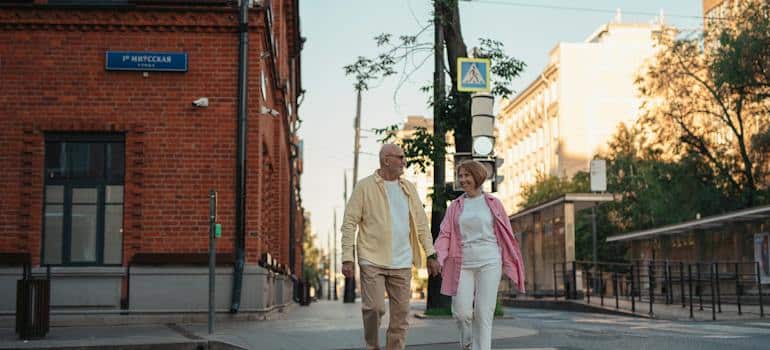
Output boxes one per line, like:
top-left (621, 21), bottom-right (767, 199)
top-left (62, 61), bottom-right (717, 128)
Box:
top-left (434, 193), bottom-right (526, 296)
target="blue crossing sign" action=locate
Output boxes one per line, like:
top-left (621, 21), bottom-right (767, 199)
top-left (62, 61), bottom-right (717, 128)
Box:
top-left (457, 57), bottom-right (491, 92)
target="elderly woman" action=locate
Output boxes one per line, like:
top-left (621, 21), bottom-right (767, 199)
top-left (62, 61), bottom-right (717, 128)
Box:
top-left (435, 160), bottom-right (525, 350)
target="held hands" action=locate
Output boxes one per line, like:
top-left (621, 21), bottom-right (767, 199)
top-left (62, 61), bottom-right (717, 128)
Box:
top-left (342, 261), bottom-right (355, 278)
top-left (427, 258), bottom-right (441, 277)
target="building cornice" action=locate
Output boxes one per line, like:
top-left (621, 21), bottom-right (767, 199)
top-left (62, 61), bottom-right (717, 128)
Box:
top-left (0, 6), bottom-right (264, 32)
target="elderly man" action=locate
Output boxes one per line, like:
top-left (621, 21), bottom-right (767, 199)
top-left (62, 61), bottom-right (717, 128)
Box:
top-left (341, 143), bottom-right (441, 350)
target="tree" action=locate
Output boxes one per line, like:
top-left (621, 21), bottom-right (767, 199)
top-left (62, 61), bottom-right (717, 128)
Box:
top-left (711, 0), bottom-right (770, 105)
top-left (637, 1), bottom-right (770, 208)
top-left (519, 123), bottom-right (733, 262)
top-left (301, 213), bottom-right (323, 294)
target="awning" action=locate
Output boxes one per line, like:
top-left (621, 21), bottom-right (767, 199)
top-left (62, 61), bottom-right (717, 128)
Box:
top-left (606, 204), bottom-right (770, 242)
top-left (509, 193), bottom-right (615, 221)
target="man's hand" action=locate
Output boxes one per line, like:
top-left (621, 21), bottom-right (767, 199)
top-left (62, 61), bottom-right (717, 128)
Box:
top-left (427, 258), bottom-right (441, 277)
top-left (342, 261), bottom-right (354, 278)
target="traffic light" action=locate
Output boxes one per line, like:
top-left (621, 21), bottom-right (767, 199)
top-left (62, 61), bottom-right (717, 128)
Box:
top-left (471, 93), bottom-right (495, 158)
top-left (469, 93), bottom-right (504, 192)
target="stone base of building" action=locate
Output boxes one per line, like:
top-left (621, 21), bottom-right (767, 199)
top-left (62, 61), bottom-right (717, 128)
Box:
top-left (0, 265), bottom-right (295, 326)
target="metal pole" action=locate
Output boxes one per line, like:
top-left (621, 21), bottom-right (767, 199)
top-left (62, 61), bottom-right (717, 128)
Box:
top-left (562, 262), bottom-right (567, 299)
top-left (572, 261), bottom-right (577, 300)
top-left (680, 262), bottom-right (686, 308)
top-left (715, 262), bottom-right (721, 313)
top-left (426, 0), bottom-right (451, 312)
top-left (635, 261), bottom-right (641, 302)
top-left (688, 264), bottom-right (694, 319)
top-left (592, 204), bottom-right (597, 271)
top-left (230, 0), bottom-right (249, 314)
top-left (333, 210), bottom-right (338, 301)
top-left (208, 190), bottom-right (217, 334)
top-left (631, 265), bottom-right (636, 312)
top-left (736, 263), bottom-right (742, 315)
top-left (327, 232), bottom-right (331, 301)
top-left (666, 260), bottom-right (674, 304)
top-left (711, 263), bottom-right (716, 321)
top-left (344, 88), bottom-right (361, 304)
top-left (600, 266), bottom-right (604, 307)
top-left (649, 263), bottom-right (654, 317)
top-left (614, 271), bottom-right (619, 309)
top-left (553, 263), bottom-right (558, 300)
top-left (697, 263), bottom-right (703, 311)
top-left (757, 262), bottom-right (764, 318)
top-left (586, 269), bottom-right (591, 304)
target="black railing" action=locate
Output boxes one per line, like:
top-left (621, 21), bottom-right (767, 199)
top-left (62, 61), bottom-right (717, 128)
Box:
top-left (552, 260), bottom-right (767, 320)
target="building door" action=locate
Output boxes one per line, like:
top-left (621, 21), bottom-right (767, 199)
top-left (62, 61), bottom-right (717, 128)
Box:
top-left (42, 134), bottom-right (125, 266)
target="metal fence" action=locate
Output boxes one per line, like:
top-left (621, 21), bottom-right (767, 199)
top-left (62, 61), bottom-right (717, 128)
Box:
top-left (553, 260), bottom-right (766, 320)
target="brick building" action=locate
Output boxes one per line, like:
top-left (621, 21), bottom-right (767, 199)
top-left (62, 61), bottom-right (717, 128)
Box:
top-left (0, 0), bottom-right (305, 314)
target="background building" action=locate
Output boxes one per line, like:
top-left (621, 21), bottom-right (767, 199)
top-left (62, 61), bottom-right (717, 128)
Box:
top-left (496, 18), bottom-right (664, 212)
top-left (0, 0), bottom-right (304, 314)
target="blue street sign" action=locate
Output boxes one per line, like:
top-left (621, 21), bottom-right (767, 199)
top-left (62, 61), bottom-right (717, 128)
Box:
top-left (457, 57), bottom-right (491, 92)
top-left (105, 51), bottom-right (188, 72)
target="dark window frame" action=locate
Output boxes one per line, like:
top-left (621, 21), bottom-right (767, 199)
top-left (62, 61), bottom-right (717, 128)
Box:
top-left (42, 133), bottom-right (125, 266)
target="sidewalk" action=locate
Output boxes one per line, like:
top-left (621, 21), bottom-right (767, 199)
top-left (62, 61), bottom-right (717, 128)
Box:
top-left (196, 299), bottom-right (536, 349)
top-left (0, 299), bottom-right (536, 350)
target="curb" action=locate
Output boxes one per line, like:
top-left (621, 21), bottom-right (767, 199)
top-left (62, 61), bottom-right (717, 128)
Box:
top-left (413, 312), bottom-right (516, 320)
top-left (0, 340), bottom-right (246, 350)
top-left (500, 298), bottom-right (648, 319)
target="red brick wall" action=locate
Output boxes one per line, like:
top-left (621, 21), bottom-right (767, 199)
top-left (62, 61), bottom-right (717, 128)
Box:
top-left (0, 5), bottom-right (298, 267)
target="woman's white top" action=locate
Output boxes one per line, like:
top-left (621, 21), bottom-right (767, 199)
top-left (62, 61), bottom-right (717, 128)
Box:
top-left (458, 194), bottom-right (501, 268)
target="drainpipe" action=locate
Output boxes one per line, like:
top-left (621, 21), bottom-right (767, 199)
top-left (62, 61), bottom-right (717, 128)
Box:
top-left (230, 0), bottom-right (250, 314)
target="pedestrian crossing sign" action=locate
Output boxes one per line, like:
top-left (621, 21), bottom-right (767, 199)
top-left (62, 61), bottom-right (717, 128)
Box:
top-left (458, 57), bottom-right (491, 92)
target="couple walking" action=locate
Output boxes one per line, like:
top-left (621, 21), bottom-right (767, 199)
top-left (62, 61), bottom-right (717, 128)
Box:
top-left (340, 144), bottom-right (526, 350)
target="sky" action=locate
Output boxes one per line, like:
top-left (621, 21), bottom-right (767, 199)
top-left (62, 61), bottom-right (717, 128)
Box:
top-left (298, 0), bottom-right (703, 255)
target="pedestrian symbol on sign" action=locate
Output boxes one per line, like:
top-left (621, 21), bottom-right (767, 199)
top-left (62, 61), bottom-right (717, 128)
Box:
top-left (457, 57), bottom-right (491, 92)
top-left (462, 63), bottom-right (485, 85)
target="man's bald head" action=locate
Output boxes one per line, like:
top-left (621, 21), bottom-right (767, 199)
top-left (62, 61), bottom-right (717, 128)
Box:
top-left (379, 143), bottom-right (402, 165)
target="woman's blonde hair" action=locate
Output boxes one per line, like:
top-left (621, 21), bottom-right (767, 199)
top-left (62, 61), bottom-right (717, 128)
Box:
top-left (457, 160), bottom-right (488, 189)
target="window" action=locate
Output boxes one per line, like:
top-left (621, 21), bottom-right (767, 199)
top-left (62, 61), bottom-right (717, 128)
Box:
top-left (43, 134), bottom-right (124, 266)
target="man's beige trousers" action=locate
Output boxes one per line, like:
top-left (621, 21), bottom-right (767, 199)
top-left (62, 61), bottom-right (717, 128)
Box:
top-left (359, 264), bottom-right (412, 350)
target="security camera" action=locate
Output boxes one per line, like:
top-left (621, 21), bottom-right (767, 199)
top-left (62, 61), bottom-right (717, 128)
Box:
top-left (260, 106), bottom-right (280, 117)
top-left (192, 97), bottom-right (209, 108)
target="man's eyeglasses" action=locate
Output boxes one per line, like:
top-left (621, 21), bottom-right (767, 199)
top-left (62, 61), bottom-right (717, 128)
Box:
top-left (386, 154), bottom-right (405, 160)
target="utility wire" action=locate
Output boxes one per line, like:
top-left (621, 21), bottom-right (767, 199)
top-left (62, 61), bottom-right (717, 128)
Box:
top-left (463, 0), bottom-right (726, 21)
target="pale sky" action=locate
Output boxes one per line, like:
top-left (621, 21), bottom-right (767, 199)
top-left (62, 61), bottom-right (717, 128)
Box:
top-left (298, 0), bottom-right (703, 257)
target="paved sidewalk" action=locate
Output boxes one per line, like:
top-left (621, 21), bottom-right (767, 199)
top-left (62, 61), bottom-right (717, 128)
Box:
top-left (0, 324), bottom-right (209, 349)
top-left (0, 299), bottom-right (536, 350)
top-left (194, 299), bottom-right (536, 350)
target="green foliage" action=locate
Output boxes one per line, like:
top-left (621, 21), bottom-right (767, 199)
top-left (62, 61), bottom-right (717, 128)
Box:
top-left (423, 306), bottom-right (452, 316)
top-left (301, 214), bottom-right (323, 285)
top-left (475, 38), bottom-right (526, 99)
top-left (422, 302), bottom-right (503, 317)
top-left (518, 173), bottom-right (588, 209)
top-left (711, 0), bottom-right (770, 103)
